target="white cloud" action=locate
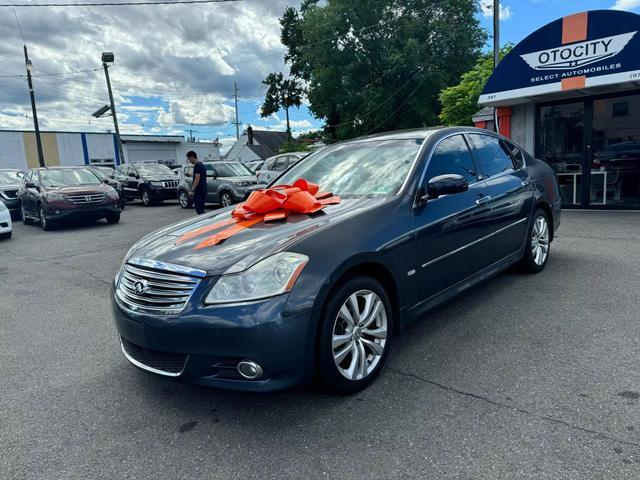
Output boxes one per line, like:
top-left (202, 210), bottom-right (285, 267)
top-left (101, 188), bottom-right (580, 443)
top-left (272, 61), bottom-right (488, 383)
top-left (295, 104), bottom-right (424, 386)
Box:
top-left (611, 0), bottom-right (640, 10)
top-left (480, 2), bottom-right (513, 20)
top-left (0, 1), bottom-right (302, 135)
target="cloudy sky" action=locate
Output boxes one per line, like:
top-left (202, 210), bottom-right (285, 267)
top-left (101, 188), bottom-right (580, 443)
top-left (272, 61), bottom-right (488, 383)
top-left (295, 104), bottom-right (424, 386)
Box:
top-left (0, 0), bottom-right (639, 153)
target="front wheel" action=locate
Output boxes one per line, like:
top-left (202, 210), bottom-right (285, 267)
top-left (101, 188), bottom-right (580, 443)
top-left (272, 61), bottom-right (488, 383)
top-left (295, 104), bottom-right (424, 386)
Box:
top-left (106, 212), bottom-right (121, 224)
top-left (220, 191), bottom-right (234, 207)
top-left (179, 190), bottom-right (192, 209)
top-left (317, 276), bottom-right (393, 394)
top-left (120, 197), bottom-right (126, 210)
top-left (521, 209), bottom-right (551, 273)
top-left (39, 206), bottom-right (53, 231)
top-left (141, 189), bottom-right (152, 207)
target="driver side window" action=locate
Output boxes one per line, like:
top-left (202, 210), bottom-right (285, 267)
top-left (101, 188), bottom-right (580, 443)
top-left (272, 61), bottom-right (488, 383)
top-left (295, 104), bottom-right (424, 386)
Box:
top-left (425, 135), bottom-right (477, 184)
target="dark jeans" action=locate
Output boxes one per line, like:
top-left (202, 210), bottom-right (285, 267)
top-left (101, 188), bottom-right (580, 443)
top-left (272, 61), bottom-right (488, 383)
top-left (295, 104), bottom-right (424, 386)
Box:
top-left (194, 193), bottom-right (206, 215)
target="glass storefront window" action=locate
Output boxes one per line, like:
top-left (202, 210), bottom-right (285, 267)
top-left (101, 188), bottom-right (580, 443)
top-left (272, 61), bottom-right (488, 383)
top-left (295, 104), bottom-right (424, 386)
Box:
top-left (538, 102), bottom-right (584, 205)
top-left (591, 95), bottom-right (640, 207)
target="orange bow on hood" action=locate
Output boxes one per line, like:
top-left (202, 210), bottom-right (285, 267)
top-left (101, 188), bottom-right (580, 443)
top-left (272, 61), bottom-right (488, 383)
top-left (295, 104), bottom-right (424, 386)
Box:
top-left (176, 179), bottom-right (341, 250)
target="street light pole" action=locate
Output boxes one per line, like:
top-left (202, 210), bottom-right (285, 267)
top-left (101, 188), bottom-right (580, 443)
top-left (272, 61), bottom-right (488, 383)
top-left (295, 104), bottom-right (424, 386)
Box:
top-left (101, 52), bottom-right (125, 164)
top-left (492, 0), bottom-right (501, 133)
top-left (24, 45), bottom-right (45, 167)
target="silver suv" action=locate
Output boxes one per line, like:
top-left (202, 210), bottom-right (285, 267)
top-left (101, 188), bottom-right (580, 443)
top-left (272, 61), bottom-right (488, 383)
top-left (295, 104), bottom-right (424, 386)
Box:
top-left (177, 161), bottom-right (259, 208)
top-left (256, 152), bottom-right (307, 184)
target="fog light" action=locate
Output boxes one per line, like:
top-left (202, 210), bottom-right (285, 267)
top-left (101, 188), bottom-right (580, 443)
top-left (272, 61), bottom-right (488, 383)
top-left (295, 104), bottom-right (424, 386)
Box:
top-left (237, 360), bottom-right (263, 380)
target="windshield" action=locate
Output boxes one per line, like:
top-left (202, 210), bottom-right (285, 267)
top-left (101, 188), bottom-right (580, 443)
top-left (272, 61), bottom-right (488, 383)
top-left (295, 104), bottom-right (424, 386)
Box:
top-left (91, 168), bottom-right (108, 180)
top-left (137, 164), bottom-right (173, 176)
top-left (277, 139), bottom-right (423, 196)
top-left (0, 171), bottom-right (21, 186)
top-left (96, 167), bottom-right (115, 177)
top-left (40, 169), bottom-right (101, 187)
top-left (210, 163), bottom-right (251, 177)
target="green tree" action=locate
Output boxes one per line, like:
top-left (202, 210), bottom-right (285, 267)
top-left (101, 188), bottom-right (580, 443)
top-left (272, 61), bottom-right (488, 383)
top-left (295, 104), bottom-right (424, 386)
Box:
top-left (439, 45), bottom-right (513, 126)
top-left (260, 72), bottom-right (304, 140)
top-left (279, 0), bottom-right (486, 140)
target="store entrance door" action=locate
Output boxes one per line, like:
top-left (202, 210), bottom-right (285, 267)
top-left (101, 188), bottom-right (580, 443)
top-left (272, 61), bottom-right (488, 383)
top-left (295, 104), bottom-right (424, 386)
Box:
top-left (537, 92), bottom-right (640, 209)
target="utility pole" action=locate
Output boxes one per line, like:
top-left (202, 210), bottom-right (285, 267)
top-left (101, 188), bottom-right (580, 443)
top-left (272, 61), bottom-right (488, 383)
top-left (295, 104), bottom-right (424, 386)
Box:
top-left (101, 52), bottom-right (125, 164)
top-left (233, 81), bottom-right (240, 140)
top-left (23, 45), bottom-right (45, 167)
top-left (493, 0), bottom-right (500, 69)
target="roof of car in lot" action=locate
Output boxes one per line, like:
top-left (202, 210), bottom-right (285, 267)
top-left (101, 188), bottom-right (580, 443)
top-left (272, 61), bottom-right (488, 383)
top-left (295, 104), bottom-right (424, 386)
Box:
top-left (334, 126), bottom-right (499, 145)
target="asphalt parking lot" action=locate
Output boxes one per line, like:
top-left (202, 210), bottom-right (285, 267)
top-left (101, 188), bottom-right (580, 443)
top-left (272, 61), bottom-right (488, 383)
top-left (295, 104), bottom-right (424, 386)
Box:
top-left (2, 203), bottom-right (640, 479)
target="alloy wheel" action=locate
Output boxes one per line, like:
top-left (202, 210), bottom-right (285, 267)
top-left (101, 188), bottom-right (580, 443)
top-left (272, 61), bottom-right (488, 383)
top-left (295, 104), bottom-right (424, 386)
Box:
top-left (179, 191), bottom-right (189, 208)
top-left (332, 289), bottom-right (388, 381)
top-left (142, 190), bottom-right (151, 206)
top-left (221, 192), bottom-right (232, 207)
top-left (531, 215), bottom-right (549, 266)
top-left (39, 207), bottom-right (47, 230)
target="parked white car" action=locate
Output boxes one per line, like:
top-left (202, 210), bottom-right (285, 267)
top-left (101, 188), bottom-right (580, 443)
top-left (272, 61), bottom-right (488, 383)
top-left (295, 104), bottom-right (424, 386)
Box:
top-left (0, 200), bottom-right (12, 239)
top-left (256, 152), bottom-right (307, 184)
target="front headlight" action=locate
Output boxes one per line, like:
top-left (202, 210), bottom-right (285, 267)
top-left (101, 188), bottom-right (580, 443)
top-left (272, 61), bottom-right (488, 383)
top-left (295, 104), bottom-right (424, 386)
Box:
top-left (107, 188), bottom-right (119, 199)
top-left (234, 181), bottom-right (251, 187)
top-left (45, 192), bottom-right (66, 201)
top-left (151, 181), bottom-right (164, 186)
top-left (205, 252), bottom-right (308, 305)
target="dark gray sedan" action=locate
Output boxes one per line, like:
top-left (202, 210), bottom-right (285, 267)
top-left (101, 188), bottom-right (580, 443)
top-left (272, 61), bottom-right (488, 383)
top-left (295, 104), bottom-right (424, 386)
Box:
top-left (177, 161), bottom-right (259, 208)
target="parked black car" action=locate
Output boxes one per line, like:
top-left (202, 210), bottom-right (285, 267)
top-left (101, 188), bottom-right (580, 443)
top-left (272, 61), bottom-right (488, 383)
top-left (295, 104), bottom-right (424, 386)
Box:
top-left (19, 167), bottom-right (121, 230)
top-left (0, 169), bottom-right (24, 218)
top-left (114, 163), bottom-right (178, 206)
top-left (89, 166), bottom-right (126, 209)
top-left (177, 161), bottom-right (259, 208)
top-left (112, 127), bottom-right (561, 393)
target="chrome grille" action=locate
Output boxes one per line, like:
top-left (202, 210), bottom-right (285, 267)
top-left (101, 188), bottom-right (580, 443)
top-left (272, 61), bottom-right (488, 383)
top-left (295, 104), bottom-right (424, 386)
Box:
top-left (116, 262), bottom-right (200, 314)
top-left (164, 180), bottom-right (178, 188)
top-left (0, 190), bottom-right (18, 199)
top-left (66, 193), bottom-right (106, 205)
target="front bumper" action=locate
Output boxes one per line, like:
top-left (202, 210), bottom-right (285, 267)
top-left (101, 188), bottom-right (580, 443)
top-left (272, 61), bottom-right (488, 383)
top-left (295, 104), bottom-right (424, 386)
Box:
top-left (112, 288), bottom-right (319, 392)
top-left (148, 185), bottom-right (177, 199)
top-left (0, 211), bottom-right (11, 234)
top-left (0, 197), bottom-right (20, 214)
top-left (44, 201), bottom-right (120, 221)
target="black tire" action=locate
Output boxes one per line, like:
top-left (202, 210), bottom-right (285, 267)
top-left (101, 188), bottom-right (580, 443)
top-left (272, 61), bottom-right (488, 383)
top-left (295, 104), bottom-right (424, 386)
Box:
top-left (220, 191), bottom-right (234, 208)
top-left (106, 212), bottom-right (121, 224)
top-left (179, 190), bottom-right (192, 209)
top-left (317, 276), bottom-right (394, 394)
top-left (520, 208), bottom-right (551, 273)
top-left (0, 231), bottom-right (11, 240)
top-left (22, 205), bottom-right (33, 225)
top-left (120, 197), bottom-right (126, 210)
top-left (39, 205), bottom-right (53, 231)
top-left (141, 188), bottom-right (152, 207)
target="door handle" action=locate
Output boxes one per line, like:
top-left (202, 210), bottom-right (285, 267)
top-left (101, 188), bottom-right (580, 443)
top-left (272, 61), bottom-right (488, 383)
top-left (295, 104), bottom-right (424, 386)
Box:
top-left (475, 195), bottom-right (492, 206)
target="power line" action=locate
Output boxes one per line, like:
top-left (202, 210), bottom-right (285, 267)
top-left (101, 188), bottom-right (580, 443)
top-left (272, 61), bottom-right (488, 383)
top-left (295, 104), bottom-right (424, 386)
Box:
top-left (0, 0), bottom-right (242, 7)
top-left (0, 67), bottom-right (102, 78)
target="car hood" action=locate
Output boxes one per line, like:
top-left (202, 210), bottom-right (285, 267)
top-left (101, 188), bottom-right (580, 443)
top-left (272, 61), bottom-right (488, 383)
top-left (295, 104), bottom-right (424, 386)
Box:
top-left (0, 184), bottom-right (20, 191)
top-left (46, 184), bottom-right (111, 194)
top-left (126, 196), bottom-right (387, 276)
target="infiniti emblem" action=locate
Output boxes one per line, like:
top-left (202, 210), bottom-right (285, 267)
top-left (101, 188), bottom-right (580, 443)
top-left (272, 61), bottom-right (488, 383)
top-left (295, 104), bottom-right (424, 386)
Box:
top-left (133, 280), bottom-right (149, 295)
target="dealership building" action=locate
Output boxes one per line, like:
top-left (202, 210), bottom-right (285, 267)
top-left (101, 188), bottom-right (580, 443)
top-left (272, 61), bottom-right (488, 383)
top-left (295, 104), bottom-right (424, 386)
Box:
top-left (0, 130), bottom-right (221, 170)
top-left (478, 9), bottom-right (640, 209)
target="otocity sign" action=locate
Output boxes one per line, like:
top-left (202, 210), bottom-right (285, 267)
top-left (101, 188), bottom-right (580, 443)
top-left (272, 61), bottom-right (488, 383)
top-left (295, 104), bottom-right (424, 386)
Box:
top-left (480, 10), bottom-right (640, 105)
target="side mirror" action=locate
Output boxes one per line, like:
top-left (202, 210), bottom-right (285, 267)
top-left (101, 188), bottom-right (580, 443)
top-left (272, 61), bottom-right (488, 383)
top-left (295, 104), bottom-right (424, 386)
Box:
top-left (26, 182), bottom-right (38, 189)
top-left (128, 172), bottom-right (138, 178)
top-left (419, 174), bottom-right (469, 203)
top-left (210, 170), bottom-right (218, 179)
top-left (102, 179), bottom-right (110, 184)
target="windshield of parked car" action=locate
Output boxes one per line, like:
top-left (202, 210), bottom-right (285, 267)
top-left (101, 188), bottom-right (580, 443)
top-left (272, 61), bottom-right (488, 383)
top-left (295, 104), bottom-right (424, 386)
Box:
top-left (136, 164), bottom-right (173, 176)
top-left (91, 168), bottom-right (108, 180)
top-left (244, 162), bottom-right (263, 173)
top-left (0, 171), bottom-right (21, 185)
top-left (40, 169), bottom-right (101, 187)
top-left (277, 139), bottom-right (424, 196)
top-left (211, 163), bottom-right (252, 177)
top-left (96, 167), bottom-right (115, 177)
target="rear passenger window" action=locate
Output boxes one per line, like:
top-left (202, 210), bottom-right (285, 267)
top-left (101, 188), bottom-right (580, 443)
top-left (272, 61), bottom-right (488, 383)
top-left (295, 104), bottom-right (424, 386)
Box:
top-left (502, 141), bottom-right (525, 169)
top-left (274, 156), bottom-right (289, 171)
top-left (425, 135), bottom-right (477, 184)
top-left (469, 134), bottom-right (515, 178)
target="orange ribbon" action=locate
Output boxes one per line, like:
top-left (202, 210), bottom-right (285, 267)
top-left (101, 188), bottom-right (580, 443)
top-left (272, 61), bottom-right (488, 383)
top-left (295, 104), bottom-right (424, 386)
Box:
top-left (176, 179), bottom-right (341, 249)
